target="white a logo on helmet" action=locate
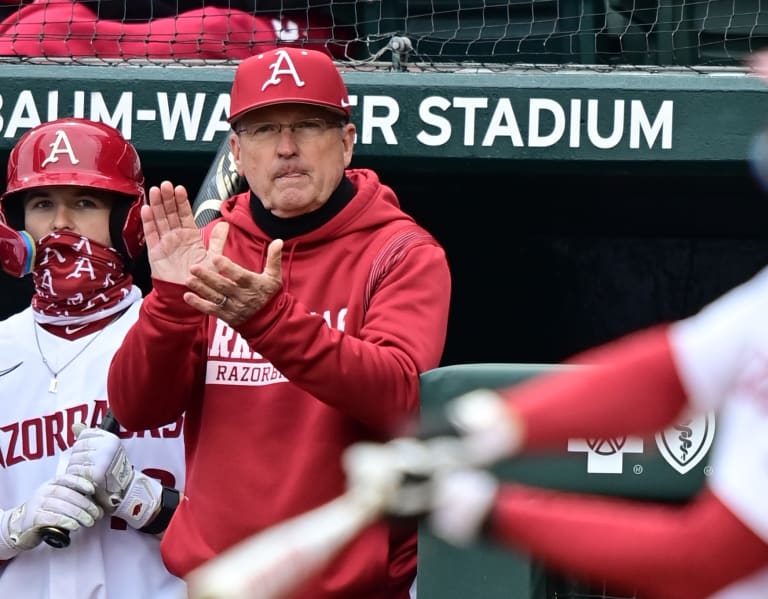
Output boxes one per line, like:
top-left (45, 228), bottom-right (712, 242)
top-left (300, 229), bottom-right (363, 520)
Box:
top-left (261, 49), bottom-right (306, 92)
top-left (41, 130), bottom-right (80, 168)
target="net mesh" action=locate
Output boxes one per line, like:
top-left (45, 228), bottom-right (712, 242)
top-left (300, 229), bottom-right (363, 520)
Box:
top-left (0, 0), bottom-right (765, 71)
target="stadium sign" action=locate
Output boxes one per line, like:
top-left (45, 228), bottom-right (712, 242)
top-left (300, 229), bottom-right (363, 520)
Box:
top-left (0, 88), bottom-right (674, 151)
top-left (0, 64), bottom-right (763, 164)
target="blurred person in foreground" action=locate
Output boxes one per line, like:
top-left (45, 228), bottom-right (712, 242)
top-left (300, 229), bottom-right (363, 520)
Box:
top-left (107, 47), bottom-right (451, 598)
top-left (0, 117), bottom-right (185, 598)
top-left (343, 54), bottom-right (768, 599)
top-left (346, 268), bottom-right (768, 599)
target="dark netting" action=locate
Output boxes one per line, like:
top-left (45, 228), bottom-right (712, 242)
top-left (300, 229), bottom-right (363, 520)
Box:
top-left (0, 1), bottom-right (764, 71)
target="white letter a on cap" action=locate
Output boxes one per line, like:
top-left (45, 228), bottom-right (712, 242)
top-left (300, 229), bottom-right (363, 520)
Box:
top-left (261, 49), bottom-right (306, 92)
top-left (41, 130), bottom-right (80, 168)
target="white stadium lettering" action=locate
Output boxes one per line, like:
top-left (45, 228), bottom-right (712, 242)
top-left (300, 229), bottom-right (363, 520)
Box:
top-left (0, 89), bottom-right (674, 150)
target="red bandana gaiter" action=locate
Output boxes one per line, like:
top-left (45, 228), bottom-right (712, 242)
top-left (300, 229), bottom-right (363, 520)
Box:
top-left (31, 230), bottom-right (137, 323)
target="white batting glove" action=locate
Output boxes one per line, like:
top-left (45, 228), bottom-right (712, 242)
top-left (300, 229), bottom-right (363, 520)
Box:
top-left (424, 389), bottom-right (523, 467)
top-left (343, 437), bottom-right (501, 536)
top-left (66, 425), bottom-right (162, 530)
top-left (0, 474), bottom-right (103, 557)
top-left (343, 438), bottom-right (439, 517)
top-left (428, 468), bottom-right (499, 546)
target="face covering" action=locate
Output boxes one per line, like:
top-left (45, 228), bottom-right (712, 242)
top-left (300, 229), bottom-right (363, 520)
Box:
top-left (31, 230), bottom-right (138, 324)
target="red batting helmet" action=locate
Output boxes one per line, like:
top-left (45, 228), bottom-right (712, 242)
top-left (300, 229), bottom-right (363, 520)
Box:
top-left (228, 47), bottom-right (351, 123)
top-left (1, 117), bottom-right (145, 260)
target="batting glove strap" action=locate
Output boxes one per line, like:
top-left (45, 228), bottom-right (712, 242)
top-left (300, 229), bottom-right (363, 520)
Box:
top-left (0, 510), bottom-right (20, 560)
top-left (139, 487), bottom-right (180, 535)
top-left (112, 473), bottom-right (162, 530)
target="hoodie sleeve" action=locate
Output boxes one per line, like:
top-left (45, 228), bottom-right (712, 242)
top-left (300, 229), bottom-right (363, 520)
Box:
top-left (488, 484), bottom-right (768, 599)
top-left (499, 325), bottom-right (690, 451)
top-left (107, 279), bottom-right (207, 431)
top-left (236, 240), bottom-right (451, 433)
top-left (505, 267), bottom-right (768, 451)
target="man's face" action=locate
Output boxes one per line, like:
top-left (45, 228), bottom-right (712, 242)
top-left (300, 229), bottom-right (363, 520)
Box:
top-left (23, 185), bottom-right (114, 245)
top-left (230, 103), bottom-right (356, 218)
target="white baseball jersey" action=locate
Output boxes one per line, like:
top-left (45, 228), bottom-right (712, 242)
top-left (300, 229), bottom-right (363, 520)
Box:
top-left (671, 265), bottom-right (768, 597)
top-left (0, 296), bottom-right (187, 599)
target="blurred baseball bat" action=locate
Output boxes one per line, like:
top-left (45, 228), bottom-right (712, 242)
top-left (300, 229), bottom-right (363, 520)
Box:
top-left (185, 491), bottom-right (383, 599)
top-left (41, 409), bottom-right (120, 549)
top-left (192, 134), bottom-right (246, 227)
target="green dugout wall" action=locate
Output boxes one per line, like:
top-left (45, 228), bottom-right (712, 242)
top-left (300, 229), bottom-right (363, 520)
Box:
top-left (1, 65), bottom-right (768, 367)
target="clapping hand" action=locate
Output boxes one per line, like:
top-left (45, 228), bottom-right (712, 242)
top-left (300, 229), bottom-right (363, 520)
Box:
top-left (141, 180), bottom-right (211, 285)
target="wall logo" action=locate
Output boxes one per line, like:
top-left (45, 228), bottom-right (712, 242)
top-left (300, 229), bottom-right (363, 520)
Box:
top-left (568, 436), bottom-right (644, 474)
top-left (655, 411), bottom-right (716, 474)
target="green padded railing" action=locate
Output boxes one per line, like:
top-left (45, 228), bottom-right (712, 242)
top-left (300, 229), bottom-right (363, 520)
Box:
top-left (417, 363), bottom-right (711, 599)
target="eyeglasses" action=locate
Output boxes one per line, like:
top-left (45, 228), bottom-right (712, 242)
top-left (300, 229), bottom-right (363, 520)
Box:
top-left (235, 118), bottom-right (344, 144)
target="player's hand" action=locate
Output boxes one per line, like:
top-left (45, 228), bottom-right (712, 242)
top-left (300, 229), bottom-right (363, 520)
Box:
top-left (0, 474), bottom-right (103, 555)
top-left (427, 468), bottom-right (499, 546)
top-left (343, 438), bottom-right (440, 517)
top-left (420, 388), bottom-right (523, 467)
top-left (343, 435), bottom-right (484, 516)
top-left (66, 425), bottom-right (162, 530)
top-left (343, 436), bottom-right (500, 540)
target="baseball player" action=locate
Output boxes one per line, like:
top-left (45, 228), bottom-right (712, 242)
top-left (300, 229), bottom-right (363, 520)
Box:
top-left (0, 118), bottom-right (186, 598)
top-left (345, 264), bottom-right (768, 599)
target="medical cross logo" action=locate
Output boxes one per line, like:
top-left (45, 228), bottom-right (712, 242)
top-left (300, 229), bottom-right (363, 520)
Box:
top-left (568, 436), bottom-right (644, 474)
top-left (655, 411), bottom-right (716, 474)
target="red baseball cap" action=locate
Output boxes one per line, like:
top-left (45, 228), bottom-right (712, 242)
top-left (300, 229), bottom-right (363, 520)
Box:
top-left (228, 47), bottom-right (351, 123)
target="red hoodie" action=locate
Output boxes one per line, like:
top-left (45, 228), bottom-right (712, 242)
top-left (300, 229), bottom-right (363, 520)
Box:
top-left (108, 168), bottom-right (451, 598)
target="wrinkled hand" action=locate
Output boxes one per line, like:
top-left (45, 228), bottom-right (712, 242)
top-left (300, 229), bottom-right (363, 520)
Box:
top-left (0, 474), bottom-right (102, 554)
top-left (66, 425), bottom-right (162, 530)
top-left (184, 231), bottom-right (283, 327)
top-left (142, 180), bottom-right (210, 284)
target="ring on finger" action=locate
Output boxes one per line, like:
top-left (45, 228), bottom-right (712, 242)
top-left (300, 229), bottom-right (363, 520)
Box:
top-left (215, 295), bottom-right (228, 308)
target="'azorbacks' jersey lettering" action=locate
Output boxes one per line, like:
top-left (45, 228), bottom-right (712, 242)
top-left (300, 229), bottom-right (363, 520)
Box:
top-left (0, 399), bottom-right (182, 469)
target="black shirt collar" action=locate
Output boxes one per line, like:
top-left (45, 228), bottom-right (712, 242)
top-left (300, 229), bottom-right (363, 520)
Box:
top-left (249, 175), bottom-right (355, 240)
